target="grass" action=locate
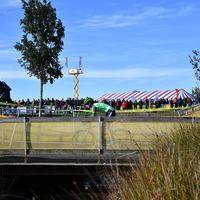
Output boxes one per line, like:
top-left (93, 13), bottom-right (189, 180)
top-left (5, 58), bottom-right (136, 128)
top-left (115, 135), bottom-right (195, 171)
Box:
top-left (93, 123), bottom-right (200, 200)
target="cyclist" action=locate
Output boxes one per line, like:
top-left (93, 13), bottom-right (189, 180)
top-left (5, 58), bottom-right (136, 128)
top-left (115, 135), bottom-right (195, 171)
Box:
top-left (84, 97), bottom-right (115, 145)
top-left (84, 97), bottom-right (116, 117)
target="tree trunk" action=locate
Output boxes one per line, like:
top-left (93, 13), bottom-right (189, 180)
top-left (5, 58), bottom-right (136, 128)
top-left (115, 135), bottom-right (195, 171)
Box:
top-left (39, 79), bottom-right (43, 117)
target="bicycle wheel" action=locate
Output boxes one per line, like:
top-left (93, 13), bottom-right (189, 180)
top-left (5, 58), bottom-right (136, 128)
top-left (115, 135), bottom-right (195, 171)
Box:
top-left (111, 128), bottom-right (133, 149)
top-left (71, 130), bottom-right (96, 149)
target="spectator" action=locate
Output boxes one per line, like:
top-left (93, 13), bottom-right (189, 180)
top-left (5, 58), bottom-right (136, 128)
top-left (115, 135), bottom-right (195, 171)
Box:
top-left (122, 99), bottom-right (127, 110)
top-left (175, 98), bottom-right (179, 108)
top-left (0, 81), bottom-right (4, 96)
top-left (155, 98), bottom-right (161, 108)
top-left (149, 99), bottom-right (154, 109)
top-left (51, 98), bottom-right (55, 106)
top-left (139, 99), bottom-right (143, 109)
top-left (59, 99), bottom-right (64, 110)
top-left (178, 97), bottom-right (183, 107)
top-left (1, 82), bottom-right (11, 103)
top-left (183, 97), bottom-right (187, 107)
top-left (54, 99), bottom-right (59, 112)
top-left (13, 100), bottom-right (18, 113)
top-left (25, 98), bottom-right (31, 106)
top-left (161, 97), bottom-right (166, 108)
top-left (110, 99), bottom-right (116, 109)
top-left (34, 99), bottom-right (39, 106)
top-left (46, 98), bottom-right (51, 105)
top-left (64, 98), bottom-right (69, 110)
top-left (25, 98), bottom-right (31, 113)
top-left (127, 100), bottom-right (133, 109)
top-left (102, 98), bottom-right (109, 105)
top-left (170, 98), bottom-right (173, 108)
top-left (144, 98), bottom-right (149, 109)
top-left (69, 98), bottom-right (74, 110)
top-left (21, 99), bottom-right (25, 105)
top-left (193, 99), bottom-right (197, 105)
top-left (133, 99), bottom-right (138, 109)
top-left (115, 99), bottom-right (121, 110)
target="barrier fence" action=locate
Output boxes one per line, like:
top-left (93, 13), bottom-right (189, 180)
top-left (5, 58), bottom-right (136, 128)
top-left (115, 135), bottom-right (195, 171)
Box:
top-left (0, 102), bottom-right (199, 118)
top-left (0, 116), bottom-right (199, 163)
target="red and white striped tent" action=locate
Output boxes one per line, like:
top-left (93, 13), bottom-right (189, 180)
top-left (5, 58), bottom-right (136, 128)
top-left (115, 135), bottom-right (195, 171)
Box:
top-left (96, 89), bottom-right (194, 102)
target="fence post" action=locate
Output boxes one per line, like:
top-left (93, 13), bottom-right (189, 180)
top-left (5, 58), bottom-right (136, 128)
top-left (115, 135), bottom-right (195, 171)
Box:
top-left (192, 117), bottom-right (195, 127)
top-left (24, 117), bottom-right (28, 163)
top-left (98, 116), bottom-right (102, 163)
top-left (73, 111), bottom-right (76, 117)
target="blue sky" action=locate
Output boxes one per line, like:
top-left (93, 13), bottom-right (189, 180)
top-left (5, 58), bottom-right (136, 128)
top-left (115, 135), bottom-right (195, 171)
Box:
top-left (0, 0), bottom-right (199, 101)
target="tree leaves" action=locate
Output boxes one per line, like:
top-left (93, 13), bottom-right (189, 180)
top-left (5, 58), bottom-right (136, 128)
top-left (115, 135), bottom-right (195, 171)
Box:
top-left (14, 0), bottom-right (65, 84)
top-left (14, 0), bottom-right (65, 112)
top-left (189, 50), bottom-right (200, 81)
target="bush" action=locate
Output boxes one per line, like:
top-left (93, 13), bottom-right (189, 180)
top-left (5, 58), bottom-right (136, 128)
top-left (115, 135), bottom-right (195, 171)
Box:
top-left (103, 123), bottom-right (200, 200)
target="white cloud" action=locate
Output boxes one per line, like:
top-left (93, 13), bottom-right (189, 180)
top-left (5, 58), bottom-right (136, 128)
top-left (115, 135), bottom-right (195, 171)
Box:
top-left (64, 67), bottom-right (191, 79)
top-left (80, 6), bottom-right (194, 28)
top-left (0, 10), bottom-right (12, 15)
top-left (0, 70), bottom-right (36, 79)
top-left (0, 0), bottom-right (21, 7)
top-left (0, 50), bottom-right (20, 60)
top-left (155, 50), bottom-right (176, 54)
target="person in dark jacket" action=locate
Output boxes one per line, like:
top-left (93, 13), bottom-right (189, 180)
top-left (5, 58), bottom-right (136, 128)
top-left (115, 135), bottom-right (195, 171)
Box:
top-left (110, 99), bottom-right (116, 109)
top-left (0, 81), bottom-right (4, 96)
top-left (170, 98), bottom-right (173, 108)
top-left (178, 97), bottom-right (183, 107)
top-left (139, 99), bottom-right (143, 109)
top-left (54, 99), bottom-right (59, 112)
top-left (1, 82), bottom-right (11, 103)
top-left (161, 97), bottom-right (166, 108)
top-left (183, 97), bottom-right (187, 107)
top-left (144, 98), bottom-right (149, 109)
top-left (127, 100), bottom-right (133, 109)
top-left (175, 98), bottom-right (179, 108)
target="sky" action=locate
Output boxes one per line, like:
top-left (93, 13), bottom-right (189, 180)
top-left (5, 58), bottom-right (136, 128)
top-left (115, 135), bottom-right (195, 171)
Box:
top-left (0, 0), bottom-right (200, 101)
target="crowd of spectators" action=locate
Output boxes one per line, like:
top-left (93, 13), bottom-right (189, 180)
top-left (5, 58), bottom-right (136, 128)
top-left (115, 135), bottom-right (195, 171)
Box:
top-left (101, 97), bottom-right (194, 110)
top-left (13, 97), bottom-right (86, 111)
top-left (12, 96), bottom-right (195, 111)
top-left (0, 81), bottom-right (196, 112)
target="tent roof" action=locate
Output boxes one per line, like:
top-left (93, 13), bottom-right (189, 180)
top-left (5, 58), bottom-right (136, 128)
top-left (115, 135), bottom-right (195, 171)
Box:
top-left (96, 89), bottom-right (194, 102)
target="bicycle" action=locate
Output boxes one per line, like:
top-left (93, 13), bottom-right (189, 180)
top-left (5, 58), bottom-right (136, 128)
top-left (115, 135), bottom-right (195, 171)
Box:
top-left (71, 121), bottom-right (133, 149)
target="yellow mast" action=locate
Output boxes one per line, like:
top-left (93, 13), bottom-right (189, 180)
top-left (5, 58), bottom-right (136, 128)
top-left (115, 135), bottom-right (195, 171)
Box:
top-left (65, 56), bottom-right (83, 99)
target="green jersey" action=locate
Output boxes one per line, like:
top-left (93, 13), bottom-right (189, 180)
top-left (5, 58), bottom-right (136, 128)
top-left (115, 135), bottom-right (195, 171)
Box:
top-left (91, 103), bottom-right (115, 117)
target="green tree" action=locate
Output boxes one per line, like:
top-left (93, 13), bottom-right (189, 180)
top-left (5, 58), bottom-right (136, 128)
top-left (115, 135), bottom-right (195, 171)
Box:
top-left (191, 86), bottom-right (200, 102)
top-left (14, 0), bottom-right (65, 115)
top-left (189, 50), bottom-right (200, 81)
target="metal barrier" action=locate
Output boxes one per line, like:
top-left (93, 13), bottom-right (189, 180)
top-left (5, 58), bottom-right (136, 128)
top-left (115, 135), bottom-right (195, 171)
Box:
top-left (0, 116), bottom-right (199, 164)
top-left (177, 104), bottom-right (200, 117)
top-left (0, 104), bottom-right (199, 118)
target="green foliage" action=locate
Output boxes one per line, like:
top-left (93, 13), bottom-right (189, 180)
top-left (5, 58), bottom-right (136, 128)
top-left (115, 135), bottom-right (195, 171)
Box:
top-left (191, 86), bottom-right (200, 102)
top-left (14, 0), bottom-right (65, 112)
top-left (14, 0), bottom-right (65, 84)
top-left (189, 50), bottom-right (200, 82)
